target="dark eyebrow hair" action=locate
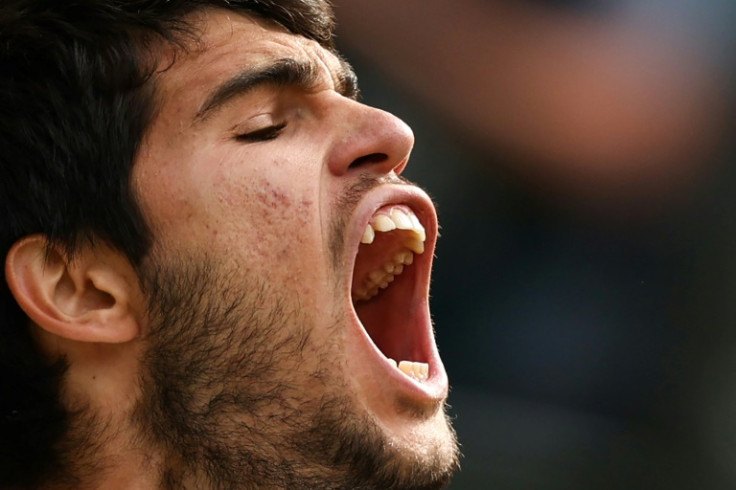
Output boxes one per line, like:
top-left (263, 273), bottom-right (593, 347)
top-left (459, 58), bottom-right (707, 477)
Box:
top-left (194, 57), bottom-right (360, 123)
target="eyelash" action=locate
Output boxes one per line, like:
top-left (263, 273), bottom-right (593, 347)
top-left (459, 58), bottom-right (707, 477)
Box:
top-left (235, 122), bottom-right (287, 142)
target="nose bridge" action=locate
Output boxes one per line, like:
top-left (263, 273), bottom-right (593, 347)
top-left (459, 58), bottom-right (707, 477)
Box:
top-left (327, 97), bottom-right (415, 177)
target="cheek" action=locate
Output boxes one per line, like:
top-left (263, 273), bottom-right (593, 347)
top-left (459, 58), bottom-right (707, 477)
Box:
top-left (211, 172), bottom-right (318, 265)
top-left (142, 140), bottom-right (325, 282)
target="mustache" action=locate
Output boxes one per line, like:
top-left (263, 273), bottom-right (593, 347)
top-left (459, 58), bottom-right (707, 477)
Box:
top-left (338, 173), bottom-right (414, 211)
top-left (328, 173), bottom-right (415, 270)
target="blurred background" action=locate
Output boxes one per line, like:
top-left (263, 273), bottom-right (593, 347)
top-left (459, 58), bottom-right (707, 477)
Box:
top-left (333, 0), bottom-right (736, 488)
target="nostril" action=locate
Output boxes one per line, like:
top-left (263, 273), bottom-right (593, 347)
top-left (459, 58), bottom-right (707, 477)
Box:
top-left (349, 153), bottom-right (388, 169)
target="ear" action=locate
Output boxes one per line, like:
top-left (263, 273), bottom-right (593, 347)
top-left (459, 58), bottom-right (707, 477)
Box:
top-left (4, 235), bottom-right (141, 344)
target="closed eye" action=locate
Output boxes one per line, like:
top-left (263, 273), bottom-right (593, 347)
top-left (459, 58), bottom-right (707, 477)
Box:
top-left (235, 122), bottom-right (287, 142)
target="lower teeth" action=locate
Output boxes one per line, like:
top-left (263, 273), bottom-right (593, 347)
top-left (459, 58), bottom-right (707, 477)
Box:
top-left (387, 359), bottom-right (429, 381)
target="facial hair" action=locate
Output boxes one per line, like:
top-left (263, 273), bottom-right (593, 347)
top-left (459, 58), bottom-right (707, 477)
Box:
top-left (132, 181), bottom-right (458, 489)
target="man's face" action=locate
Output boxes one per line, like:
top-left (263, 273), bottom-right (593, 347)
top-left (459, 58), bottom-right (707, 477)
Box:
top-left (133, 9), bottom-right (457, 488)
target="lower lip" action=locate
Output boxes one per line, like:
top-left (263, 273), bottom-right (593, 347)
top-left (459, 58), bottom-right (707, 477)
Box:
top-left (348, 307), bottom-right (449, 405)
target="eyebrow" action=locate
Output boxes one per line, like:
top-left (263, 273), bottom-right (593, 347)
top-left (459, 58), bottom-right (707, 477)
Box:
top-left (194, 57), bottom-right (360, 123)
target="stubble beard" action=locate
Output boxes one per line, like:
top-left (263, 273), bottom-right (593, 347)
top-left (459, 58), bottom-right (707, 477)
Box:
top-left (131, 249), bottom-right (458, 489)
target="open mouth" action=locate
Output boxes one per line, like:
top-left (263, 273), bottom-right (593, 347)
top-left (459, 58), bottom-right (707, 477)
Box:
top-left (350, 203), bottom-right (432, 383)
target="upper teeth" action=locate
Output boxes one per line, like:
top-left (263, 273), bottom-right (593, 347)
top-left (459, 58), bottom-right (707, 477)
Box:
top-left (361, 206), bottom-right (426, 246)
top-left (353, 206), bottom-right (426, 302)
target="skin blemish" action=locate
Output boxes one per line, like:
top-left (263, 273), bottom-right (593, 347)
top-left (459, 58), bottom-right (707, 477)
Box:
top-left (266, 183), bottom-right (291, 209)
top-left (255, 180), bottom-right (294, 218)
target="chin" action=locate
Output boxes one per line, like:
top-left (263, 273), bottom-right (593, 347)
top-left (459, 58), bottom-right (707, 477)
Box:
top-left (383, 406), bottom-right (459, 470)
top-left (309, 391), bottom-right (459, 490)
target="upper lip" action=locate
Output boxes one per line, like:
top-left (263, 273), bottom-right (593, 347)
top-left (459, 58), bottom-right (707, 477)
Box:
top-left (343, 181), bottom-right (448, 402)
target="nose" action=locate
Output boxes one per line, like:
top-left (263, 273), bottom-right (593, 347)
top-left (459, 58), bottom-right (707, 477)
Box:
top-left (327, 100), bottom-right (414, 177)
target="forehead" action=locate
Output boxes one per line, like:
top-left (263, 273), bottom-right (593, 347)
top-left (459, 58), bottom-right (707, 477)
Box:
top-left (153, 8), bottom-right (344, 117)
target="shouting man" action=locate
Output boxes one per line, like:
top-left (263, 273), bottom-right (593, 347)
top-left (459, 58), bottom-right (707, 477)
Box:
top-left (0, 1), bottom-right (459, 488)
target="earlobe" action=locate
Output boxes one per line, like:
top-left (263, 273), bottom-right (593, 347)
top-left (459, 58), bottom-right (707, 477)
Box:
top-left (5, 235), bottom-right (141, 344)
